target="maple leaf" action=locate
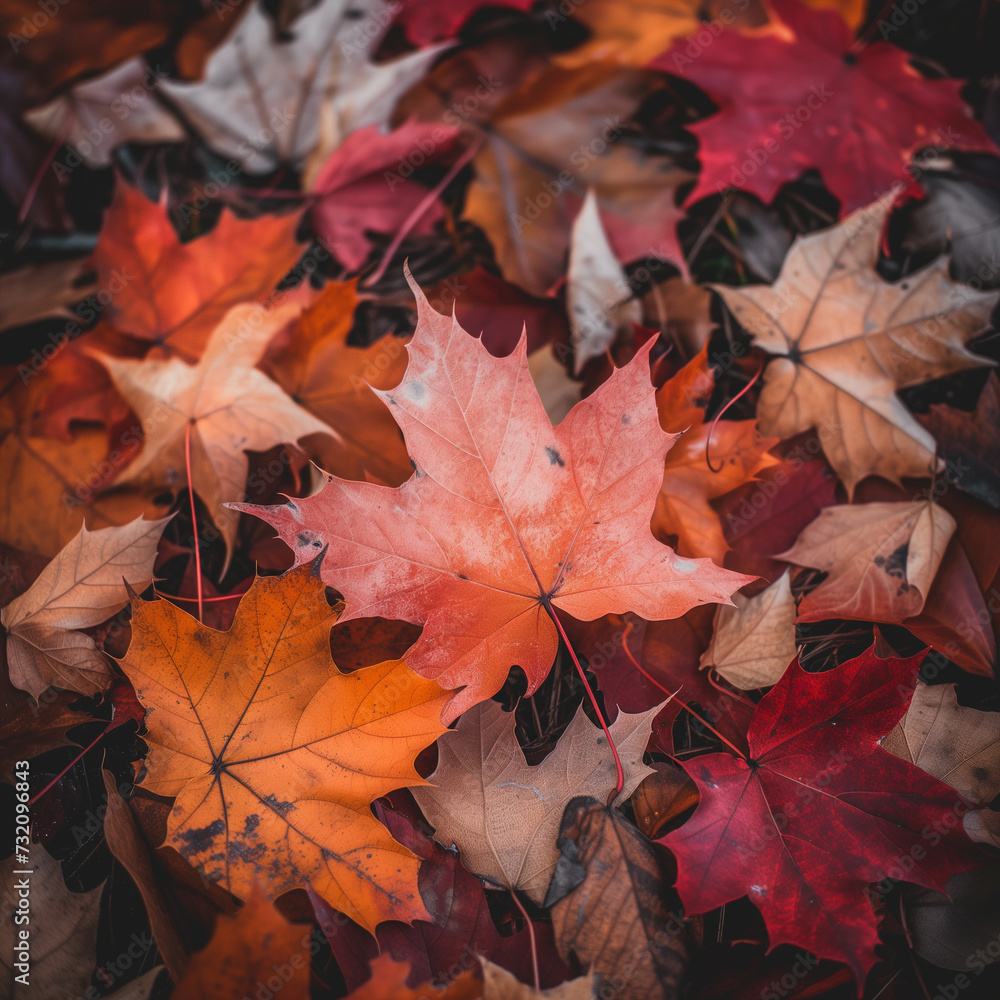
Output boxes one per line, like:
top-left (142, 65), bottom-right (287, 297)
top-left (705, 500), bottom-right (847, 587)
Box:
top-left (779, 499), bottom-right (956, 623)
top-left (118, 565), bottom-right (449, 932)
top-left (2, 516), bottom-right (168, 698)
top-left (545, 797), bottom-right (687, 1000)
top-left (481, 961), bottom-right (595, 1000)
top-left (263, 280), bottom-right (412, 486)
top-left (95, 302), bottom-right (333, 568)
top-left (632, 761), bottom-right (699, 838)
top-left (166, 885), bottom-right (310, 1000)
top-left (90, 182), bottom-right (303, 359)
top-left (391, 0), bottom-right (534, 45)
top-left (882, 680), bottom-right (1000, 849)
top-left (660, 646), bottom-right (981, 986)
top-left (699, 571), bottom-right (798, 690)
top-left (653, 0), bottom-right (997, 213)
top-left (654, 346), bottom-right (779, 563)
top-left (0, 258), bottom-right (96, 333)
top-left (465, 64), bottom-right (692, 297)
top-left (236, 272), bottom-right (750, 721)
top-left (411, 700), bottom-right (660, 903)
top-left (713, 199), bottom-right (999, 493)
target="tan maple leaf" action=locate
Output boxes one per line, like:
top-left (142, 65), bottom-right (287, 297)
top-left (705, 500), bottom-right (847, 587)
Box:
top-left (779, 499), bottom-right (956, 624)
top-left (94, 302), bottom-right (334, 568)
top-left (882, 681), bottom-right (1000, 848)
top-left (699, 571), bottom-right (798, 690)
top-left (713, 198), bottom-right (999, 493)
top-left (411, 699), bottom-right (660, 905)
top-left (2, 516), bottom-right (169, 698)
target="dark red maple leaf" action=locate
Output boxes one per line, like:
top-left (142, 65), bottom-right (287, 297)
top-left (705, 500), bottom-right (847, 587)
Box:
top-left (652, 0), bottom-right (996, 213)
top-left (310, 796), bottom-right (568, 990)
top-left (660, 646), bottom-right (983, 988)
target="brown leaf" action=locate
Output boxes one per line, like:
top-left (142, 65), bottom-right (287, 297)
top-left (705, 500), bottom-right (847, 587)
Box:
top-left (779, 499), bottom-right (956, 624)
top-left (715, 199), bottom-right (998, 493)
top-left (631, 762), bottom-right (699, 839)
top-left (699, 571), bottom-right (797, 690)
top-left (412, 700), bottom-right (661, 904)
top-left (102, 770), bottom-right (189, 983)
top-left (2, 516), bottom-right (168, 698)
top-left (545, 797), bottom-right (686, 1000)
top-left (0, 668), bottom-right (86, 773)
top-left (882, 680), bottom-right (1000, 847)
top-left (95, 303), bottom-right (332, 568)
top-left (0, 259), bottom-right (96, 333)
top-left (166, 886), bottom-right (310, 1000)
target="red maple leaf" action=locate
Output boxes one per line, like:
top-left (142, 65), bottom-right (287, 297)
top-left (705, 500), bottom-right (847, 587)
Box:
top-left (652, 0), bottom-right (996, 213)
top-left (235, 270), bottom-right (748, 722)
top-left (660, 646), bottom-right (982, 987)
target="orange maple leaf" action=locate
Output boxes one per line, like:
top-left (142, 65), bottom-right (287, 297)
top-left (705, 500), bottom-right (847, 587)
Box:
top-left (119, 564), bottom-right (448, 932)
top-left (236, 272), bottom-right (750, 722)
top-left (91, 181), bottom-right (303, 359)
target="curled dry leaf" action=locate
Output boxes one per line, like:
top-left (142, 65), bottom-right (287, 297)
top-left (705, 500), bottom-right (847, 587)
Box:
top-left (119, 565), bottom-right (449, 933)
top-left (481, 960), bottom-right (595, 1000)
top-left (545, 797), bottom-right (687, 1000)
top-left (166, 886), bottom-right (310, 1000)
top-left (95, 302), bottom-right (332, 570)
top-left (698, 571), bottom-right (798, 690)
top-left (102, 770), bottom-right (190, 982)
top-left (263, 280), bottom-right (412, 486)
top-left (779, 499), bottom-right (956, 624)
top-left (567, 188), bottom-right (641, 374)
top-left (713, 198), bottom-right (999, 493)
top-left (412, 699), bottom-right (661, 904)
top-left (1, 516), bottom-right (169, 698)
top-left (631, 761), bottom-right (699, 839)
top-left (237, 272), bottom-right (750, 722)
top-left (882, 680), bottom-right (1000, 848)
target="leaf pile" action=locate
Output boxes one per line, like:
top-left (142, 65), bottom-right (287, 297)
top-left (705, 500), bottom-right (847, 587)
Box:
top-left (4, 2), bottom-right (1000, 1000)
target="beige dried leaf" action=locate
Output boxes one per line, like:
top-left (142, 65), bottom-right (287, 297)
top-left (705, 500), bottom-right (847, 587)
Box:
top-left (699, 571), bottom-right (797, 690)
top-left (1, 516), bottom-right (169, 698)
top-left (567, 188), bottom-right (641, 374)
top-left (412, 699), bottom-right (661, 904)
top-left (882, 681), bottom-right (1000, 848)
top-left (778, 500), bottom-right (956, 624)
top-left (713, 198), bottom-right (998, 493)
top-left (528, 344), bottom-right (581, 424)
top-left (95, 302), bottom-right (333, 569)
top-left (481, 960), bottom-right (594, 1000)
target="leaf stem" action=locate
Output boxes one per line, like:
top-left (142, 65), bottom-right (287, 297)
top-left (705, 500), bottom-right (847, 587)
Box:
top-left (545, 605), bottom-right (625, 803)
top-left (28, 724), bottom-right (109, 807)
top-left (705, 359), bottom-right (764, 473)
top-left (184, 421), bottom-right (204, 623)
top-left (510, 890), bottom-right (540, 992)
